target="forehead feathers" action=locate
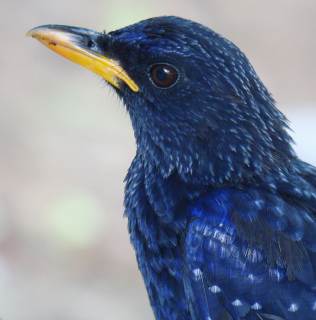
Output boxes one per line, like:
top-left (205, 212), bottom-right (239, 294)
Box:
top-left (110, 16), bottom-right (236, 56)
top-left (109, 16), bottom-right (271, 102)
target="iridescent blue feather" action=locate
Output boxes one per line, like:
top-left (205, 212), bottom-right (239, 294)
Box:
top-left (113, 16), bottom-right (316, 320)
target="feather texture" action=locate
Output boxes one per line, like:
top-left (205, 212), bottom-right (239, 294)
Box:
top-left (112, 16), bottom-right (316, 320)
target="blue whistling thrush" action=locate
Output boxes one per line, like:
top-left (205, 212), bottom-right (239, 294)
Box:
top-left (28, 16), bottom-right (316, 320)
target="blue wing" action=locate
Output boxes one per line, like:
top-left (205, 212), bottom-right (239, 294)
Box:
top-left (183, 188), bottom-right (316, 320)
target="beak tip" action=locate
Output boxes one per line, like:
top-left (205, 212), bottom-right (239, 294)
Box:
top-left (26, 25), bottom-right (51, 39)
top-left (26, 30), bottom-right (33, 38)
top-left (26, 29), bottom-right (33, 37)
top-left (26, 27), bottom-right (40, 38)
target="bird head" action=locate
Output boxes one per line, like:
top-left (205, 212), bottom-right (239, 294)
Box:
top-left (28, 16), bottom-right (296, 185)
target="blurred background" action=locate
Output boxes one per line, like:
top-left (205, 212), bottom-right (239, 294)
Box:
top-left (1, 0), bottom-right (316, 319)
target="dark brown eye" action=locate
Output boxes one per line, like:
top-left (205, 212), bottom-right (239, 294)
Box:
top-left (149, 64), bottom-right (179, 88)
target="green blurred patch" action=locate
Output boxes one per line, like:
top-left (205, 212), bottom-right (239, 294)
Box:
top-left (102, 0), bottom-right (154, 30)
top-left (48, 193), bottom-right (105, 249)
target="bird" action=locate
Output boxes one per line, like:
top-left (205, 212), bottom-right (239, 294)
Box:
top-left (28, 16), bottom-right (316, 320)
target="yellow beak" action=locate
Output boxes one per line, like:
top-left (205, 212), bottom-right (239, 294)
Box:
top-left (27, 25), bottom-right (139, 92)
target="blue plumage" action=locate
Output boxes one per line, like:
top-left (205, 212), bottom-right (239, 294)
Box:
top-left (118, 17), bottom-right (316, 320)
top-left (31, 15), bottom-right (316, 320)
top-left (185, 188), bottom-right (316, 319)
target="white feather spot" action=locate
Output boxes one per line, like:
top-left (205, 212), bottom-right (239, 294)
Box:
top-left (232, 299), bottom-right (243, 307)
top-left (192, 268), bottom-right (202, 280)
top-left (288, 303), bottom-right (298, 312)
top-left (209, 285), bottom-right (221, 294)
top-left (251, 302), bottom-right (262, 310)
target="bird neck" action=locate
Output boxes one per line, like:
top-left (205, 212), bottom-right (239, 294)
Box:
top-left (127, 92), bottom-right (298, 188)
top-left (134, 129), bottom-right (295, 188)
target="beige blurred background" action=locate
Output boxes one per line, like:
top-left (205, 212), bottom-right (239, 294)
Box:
top-left (0, 1), bottom-right (316, 319)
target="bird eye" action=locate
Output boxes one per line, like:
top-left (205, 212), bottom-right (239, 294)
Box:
top-left (149, 64), bottom-right (179, 88)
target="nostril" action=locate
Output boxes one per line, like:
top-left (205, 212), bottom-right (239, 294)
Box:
top-left (86, 39), bottom-right (95, 48)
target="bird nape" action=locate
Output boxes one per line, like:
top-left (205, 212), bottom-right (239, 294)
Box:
top-left (28, 16), bottom-right (316, 320)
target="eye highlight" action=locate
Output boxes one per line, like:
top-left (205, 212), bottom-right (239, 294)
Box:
top-left (149, 63), bottom-right (179, 88)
